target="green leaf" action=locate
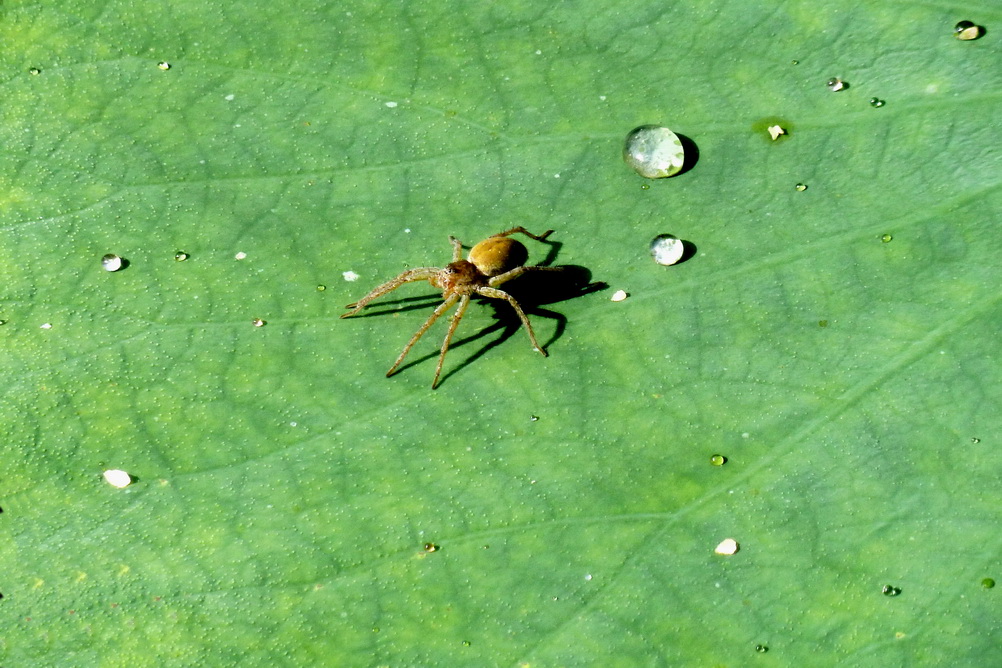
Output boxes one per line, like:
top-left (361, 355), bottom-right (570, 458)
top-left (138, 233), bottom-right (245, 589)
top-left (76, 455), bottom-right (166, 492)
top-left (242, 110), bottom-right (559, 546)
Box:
top-left (3, 0), bottom-right (1000, 664)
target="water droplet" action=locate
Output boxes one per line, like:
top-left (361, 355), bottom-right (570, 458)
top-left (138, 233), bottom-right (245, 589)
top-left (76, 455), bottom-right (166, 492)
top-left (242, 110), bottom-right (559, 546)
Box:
top-left (28, 67), bottom-right (41, 75)
top-left (611, 289), bottom-right (629, 302)
top-left (462, 640), bottom-right (471, 647)
top-left (882, 584), bottom-right (902, 597)
top-left (791, 59), bottom-right (799, 65)
top-left (826, 77), bottom-right (847, 92)
top-left (530, 415), bottom-right (539, 422)
top-left (755, 645), bottom-right (769, 653)
top-left (710, 454), bottom-right (727, 466)
top-left (316, 284), bottom-right (327, 292)
top-left (881, 234), bottom-right (893, 243)
top-left (252, 318), bottom-right (267, 327)
top-left (640, 183), bottom-right (650, 190)
top-left (103, 469), bottom-right (132, 488)
top-left (795, 183), bottom-right (808, 191)
top-left (954, 21), bottom-right (984, 41)
top-left (767, 125), bottom-right (786, 141)
top-left (818, 319), bottom-right (829, 327)
top-left (157, 61), bottom-right (171, 70)
top-left (423, 543), bottom-right (439, 553)
top-left (40, 322), bottom-right (52, 330)
top-left (174, 251), bottom-right (189, 261)
top-left (623, 125), bottom-right (685, 179)
top-left (0, 320), bottom-right (6, 326)
top-left (971, 437), bottom-right (981, 443)
top-left (869, 97), bottom-right (885, 108)
top-left (982, 578), bottom-right (995, 589)
top-left (714, 538), bottom-right (739, 555)
top-left (101, 254), bottom-right (124, 272)
top-left (650, 234), bottom-right (685, 266)
top-left (234, 251), bottom-right (247, 260)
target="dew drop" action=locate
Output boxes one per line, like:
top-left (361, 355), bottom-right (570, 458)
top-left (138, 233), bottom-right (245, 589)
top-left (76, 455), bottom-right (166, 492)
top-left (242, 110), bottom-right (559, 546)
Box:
top-left (174, 251), bottom-right (189, 262)
top-left (423, 543), bottom-right (439, 553)
top-left (755, 645), bottom-right (769, 653)
top-left (869, 97), bottom-right (885, 108)
top-left (623, 125), bottom-right (685, 179)
top-left (650, 234), bottom-right (685, 266)
top-left (252, 318), bottom-right (267, 327)
top-left (954, 20), bottom-right (984, 41)
top-left (710, 454), bottom-right (727, 466)
top-left (882, 584), bottom-right (902, 597)
top-left (971, 437), bottom-right (981, 443)
top-left (103, 469), bottom-right (132, 488)
top-left (826, 77), bottom-right (847, 92)
top-left (101, 254), bottom-right (124, 272)
top-left (714, 538), bottom-right (739, 555)
top-left (881, 234), bottom-right (893, 243)
top-left (795, 183), bottom-right (808, 191)
top-left (981, 578), bottom-right (995, 589)
top-left (157, 61), bottom-right (171, 70)
top-left (316, 284), bottom-right (327, 292)
top-left (28, 67), bottom-right (41, 75)
top-left (530, 415), bottom-right (539, 422)
top-left (234, 251), bottom-right (247, 260)
top-left (791, 59), bottom-right (799, 65)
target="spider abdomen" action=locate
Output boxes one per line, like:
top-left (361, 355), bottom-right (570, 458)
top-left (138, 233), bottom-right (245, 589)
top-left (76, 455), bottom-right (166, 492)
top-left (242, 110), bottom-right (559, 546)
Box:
top-left (468, 237), bottom-right (529, 277)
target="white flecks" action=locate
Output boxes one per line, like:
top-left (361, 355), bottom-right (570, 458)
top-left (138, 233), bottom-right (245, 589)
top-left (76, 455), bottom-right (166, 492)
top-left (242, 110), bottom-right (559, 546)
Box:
top-left (342, 270), bottom-right (360, 282)
top-left (103, 469), bottom-right (133, 488)
top-left (611, 289), bottom-right (629, 302)
top-left (714, 538), bottom-right (740, 555)
top-left (768, 125), bottom-right (786, 140)
top-left (234, 251), bottom-right (247, 260)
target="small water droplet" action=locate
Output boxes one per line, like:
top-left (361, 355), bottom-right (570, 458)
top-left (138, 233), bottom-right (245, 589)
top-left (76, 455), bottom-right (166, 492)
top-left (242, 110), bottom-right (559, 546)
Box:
top-left (982, 578), bottom-right (995, 589)
top-left (882, 584), bottom-right (902, 597)
top-left (881, 234), bottom-right (893, 243)
top-left (755, 645), bottom-right (769, 653)
top-left (252, 318), bottom-right (267, 327)
top-left (623, 125), bottom-right (685, 179)
top-left (103, 469), bottom-right (132, 488)
top-left (611, 289), bottom-right (629, 302)
top-left (40, 322), bottom-right (52, 330)
top-left (710, 454), bottom-right (727, 466)
top-left (714, 538), bottom-right (739, 555)
top-left (316, 284), bottom-right (327, 292)
top-left (869, 97), bottom-right (885, 108)
top-left (28, 67), bottom-right (41, 75)
top-left (101, 254), bottom-right (124, 272)
top-left (954, 21), bottom-right (984, 41)
top-left (462, 640), bottom-right (471, 647)
top-left (795, 183), bottom-right (808, 191)
top-left (234, 251), bottom-right (247, 260)
top-left (649, 234), bottom-right (684, 266)
top-left (791, 59), bottom-right (799, 65)
top-left (826, 77), bottom-right (847, 92)
top-left (174, 251), bottom-right (189, 262)
top-left (530, 415), bottom-right (539, 422)
top-left (423, 543), bottom-right (439, 553)
top-left (0, 320), bottom-right (6, 326)
top-left (971, 437), bottom-right (981, 443)
top-left (640, 183), bottom-right (650, 190)
top-left (157, 61), bottom-right (171, 70)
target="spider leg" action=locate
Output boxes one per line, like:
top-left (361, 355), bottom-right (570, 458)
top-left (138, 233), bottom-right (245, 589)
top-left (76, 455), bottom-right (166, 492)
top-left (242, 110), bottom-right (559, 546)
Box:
top-left (341, 267), bottom-right (440, 316)
top-left (492, 226), bottom-right (554, 242)
top-left (476, 286), bottom-right (547, 356)
top-left (387, 293), bottom-right (459, 378)
top-left (431, 294), bottom-right (470, 389)
top-left (488, 264), bottom-right (563, 288)
top-left (448, 236), bottom-right (464, 262)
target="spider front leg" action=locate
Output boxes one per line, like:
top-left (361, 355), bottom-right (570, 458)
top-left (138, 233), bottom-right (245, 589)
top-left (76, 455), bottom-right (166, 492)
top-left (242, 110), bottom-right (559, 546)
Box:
top-left (386, 293), bottom-right (460, 382)
top-left (493, 226), bottom-right (554, 242)
top-left (477, 286), bottom-right (547, 356)
top-left (341, 267), bottom-right (440, 316)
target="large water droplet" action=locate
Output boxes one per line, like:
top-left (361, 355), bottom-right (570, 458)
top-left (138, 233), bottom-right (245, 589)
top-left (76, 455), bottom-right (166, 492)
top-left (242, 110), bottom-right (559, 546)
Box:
top-left (650, 234), bottom-right (685, 266)
top-left (101, 254), bottom-right (124, 272)
top-left (826, 77), bottom-right (847, 92)
top-left (623, 125), bottom-right (685, 179)
top-left (710, 454), bottom-right (727, 466)
top-left (954, 20), bottom-right (984, 41)
top-left (981, 577), bottom-right (995, 589)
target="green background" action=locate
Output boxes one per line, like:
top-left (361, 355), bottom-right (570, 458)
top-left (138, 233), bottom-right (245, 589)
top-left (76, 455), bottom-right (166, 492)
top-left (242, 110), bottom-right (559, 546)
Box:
top-left (2, 0), bottom-right (999, 665)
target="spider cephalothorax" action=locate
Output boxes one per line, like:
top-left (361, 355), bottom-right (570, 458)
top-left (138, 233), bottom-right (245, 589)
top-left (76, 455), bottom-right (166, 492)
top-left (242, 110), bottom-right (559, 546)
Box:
top-left (341, 227), bottom-right (557, 388)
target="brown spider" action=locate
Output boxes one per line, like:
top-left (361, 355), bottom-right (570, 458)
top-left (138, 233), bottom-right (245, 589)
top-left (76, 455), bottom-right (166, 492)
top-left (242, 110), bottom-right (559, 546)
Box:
top-left (341, 227), bottom-right (558, 388)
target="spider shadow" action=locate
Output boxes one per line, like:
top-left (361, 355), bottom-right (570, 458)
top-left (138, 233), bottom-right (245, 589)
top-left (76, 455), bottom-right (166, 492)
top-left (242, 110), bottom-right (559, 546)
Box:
top-left (392, 265), bottom-right (606, 386)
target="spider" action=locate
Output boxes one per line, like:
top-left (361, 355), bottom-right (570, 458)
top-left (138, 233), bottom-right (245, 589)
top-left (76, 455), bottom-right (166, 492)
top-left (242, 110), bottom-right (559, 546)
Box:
top-left (341, 227), bottom-right (559, 388)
